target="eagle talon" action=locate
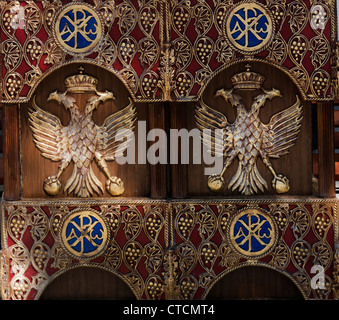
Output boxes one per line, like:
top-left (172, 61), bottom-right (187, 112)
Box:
top-left (272, 174), bottom-right (290, 194)
top-left (106, 176), bottom-right (124, 196)
top-left (43, 176), bottom-right (61, 196)
top-left (207, 175), bottom-right (225, 192)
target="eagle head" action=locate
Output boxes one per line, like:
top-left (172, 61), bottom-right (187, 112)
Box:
top-left (47, 91), bottom-right (61, 103)
top-left (215, 89), bottom-right (234, 104)
top-left (263, 88), bottom-right (282, 100)
top-left (47, 90), bottom-right (74, 110)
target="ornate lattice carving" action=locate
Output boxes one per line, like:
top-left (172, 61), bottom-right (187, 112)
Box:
top-left (0, 0), bottom-right (335, 102)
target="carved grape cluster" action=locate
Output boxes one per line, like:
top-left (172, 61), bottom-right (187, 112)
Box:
top-left (13, 281), bottom-right (29, 300)
top-left (142, 75), bottom-right (157, 96)
top-left (10, 216), bottom-right (26, 239)
top-left (196, 40), bottom-right (213, 64)
top-left (173, 9), bottom-right (189, 32)
top-left (146, 216), bottom-right (162, 237)
top-left (293, 244), bottom-right (309, 267)
top-left (33, 247), bottom-right (48, 270)
top-left (3, 11), bottom-right (14, 32)
top-left (27, 42), bottom-right (42, 60)
top-left (220, 216), bottom-right (228, 232)
top-left (313, 75), bottom-right (329, 96)
top-left (125, 244), bottom-right (141, 267)
top-left (180, 279), bottom-right (196, 299)
top-left (176, 74), bottom-right (192, 96)
top-left (276, 215), bottom-right (287, 230)
top-left (178, 215), bottom-right (194, 237)
top-left (6, 77), bottom-right (21, 98)
top-left (201, 246), bottom-right (216, 263)
top-left (147, 279), bottom-right (163, 299)
top-left (119, 41), bottom-right (136, 63)
top-left (290, 40), bottom-right (306, 61)
top-left (315, 215), bottom-right (330, 237)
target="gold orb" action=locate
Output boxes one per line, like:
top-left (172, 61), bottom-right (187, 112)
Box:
top-left (106, 177), bottom-right (124, 196)
top-left (272, 174), bottom-right (290, 194)
top-left (43, 176), bottom-right (61, 196)
top-left (207, 175), bottom-right (225, 192)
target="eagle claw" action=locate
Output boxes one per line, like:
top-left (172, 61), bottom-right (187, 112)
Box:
top-left (106, 176), bottom-right (124, 196)
top-left (207, 175), bottom-right (225, 192)
top-left (43, 176), bottom-right (61, 196)
top-left (272, 174), bottom-right (290, 194)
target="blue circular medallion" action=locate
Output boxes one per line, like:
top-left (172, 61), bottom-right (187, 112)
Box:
top-left (61, 211), bottom-right (108, 258)
top-left (55, 4), bottom-right (102, 54)
top-left (225, 3), bottom-right (273, 53)
top-left (230, 209), bottom-right (276, 257)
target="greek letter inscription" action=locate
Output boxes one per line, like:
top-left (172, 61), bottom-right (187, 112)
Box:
top-left (61, 211), bottom-right (108, 258)
top-left (230, 209), bottom-right (276, 257)
top-left (225, 3), bottom-right (273, 53)
top-left (55, 4), bottom-right (102, 54)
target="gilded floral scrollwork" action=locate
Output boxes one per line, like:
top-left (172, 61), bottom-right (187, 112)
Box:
top-left (0, 199), bottom-right (338, 300)
top-left (172, 200), bottom-right (337, 300)
top-left (1, 202), bottom-right (168, 300)
top-left (0, 0), bottom-right (335, 102)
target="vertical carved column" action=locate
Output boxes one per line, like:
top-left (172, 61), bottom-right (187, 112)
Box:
top-left (2, 104), bottom-right (21, 200)
top-left (317, 102), bottom-right (335, 197)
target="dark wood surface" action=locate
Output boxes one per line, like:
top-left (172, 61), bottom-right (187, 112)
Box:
top-left (169, 102), bottom-right (188, 198)
top-left (206, 266), bottom-right (304, 300)
top-left (39, 267), bottom-right (136, 300)
top-left (148, 102), bottom-right (168, 199)
top-left (2, 104), bottom-right (21, 200)
top-left (317, 102), bottom-right (335, 197)
top-left (40, 265), bottom-right (303, 300)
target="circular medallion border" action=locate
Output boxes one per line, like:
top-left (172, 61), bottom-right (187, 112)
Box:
top-left (228, 207), bottom-right (278, 259)
top-left (60, 209), bottom-right (109, 260)
top-left (223, 1), bottom-right (274, 55)
top-left (53, 3), bottom-right (103, 56)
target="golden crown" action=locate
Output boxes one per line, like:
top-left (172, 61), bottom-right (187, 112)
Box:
top-left (64, 67), bottom-right (98, 93)
top-left (231, 65), bottom-right (265, 90)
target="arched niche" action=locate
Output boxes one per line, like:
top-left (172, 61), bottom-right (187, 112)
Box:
top-left (205, 265), bottom-right (305, 300)
top-left (182, 60), bottom-right (312, 197)
top-left (20, 62), bottom-right (150, 198)
top-left (38, 267), bottom-right (137, 300)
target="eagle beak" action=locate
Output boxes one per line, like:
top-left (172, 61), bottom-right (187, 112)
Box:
top-left (273, 89), bottom-right (282, 98)
top-left (47, 91), bottom-right (57, 102)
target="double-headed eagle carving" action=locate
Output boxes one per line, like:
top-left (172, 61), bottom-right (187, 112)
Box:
top-left (29, 69), bottom-right (136, 197)
top-left (196, 68), bottom-right (303, 195)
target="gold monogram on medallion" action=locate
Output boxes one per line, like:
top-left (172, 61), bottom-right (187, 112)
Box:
top-left (54, 4), bottom-right (102, 54)
top-left (61, 210), bottom-right (108, 259)
top-left (229, 209), bottom-right (277, 258)
top-left (224, 3), bottom-right (274, 54)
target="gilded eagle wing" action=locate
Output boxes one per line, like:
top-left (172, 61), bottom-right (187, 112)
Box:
top-left (28, 96), bottom-right (68, 161)
top-left (262, 96), bottom-right (303, 159)
top-left (195, 98), bottom-right (232, 157)
top-left (97, 98), bottom-right (137, 160)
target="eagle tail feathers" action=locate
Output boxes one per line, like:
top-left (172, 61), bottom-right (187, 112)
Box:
top-left (228, 162), bottom-right (267, 195)
top-left (64, 165), bottom-right (104, 197)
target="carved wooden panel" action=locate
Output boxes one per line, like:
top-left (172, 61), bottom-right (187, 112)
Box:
top-left (20, 64), bottom-right (151, 198)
